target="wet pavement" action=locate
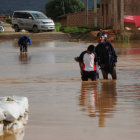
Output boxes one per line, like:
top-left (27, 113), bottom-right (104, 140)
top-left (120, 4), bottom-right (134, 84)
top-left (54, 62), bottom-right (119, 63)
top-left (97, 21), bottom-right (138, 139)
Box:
top-left (0, 40), bottom-right (140, 140)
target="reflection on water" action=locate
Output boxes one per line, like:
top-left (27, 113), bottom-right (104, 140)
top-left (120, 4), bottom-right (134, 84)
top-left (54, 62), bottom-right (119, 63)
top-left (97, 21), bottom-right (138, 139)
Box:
top-left (19, 53), bottom-right (31, 64)
top-left (0, 128), bottom-right (25, 140)
top-left (80, 81), bottom-right (117, 127)
top-left (80, 82), bottom-right (97, 117)
top-left (113, 41), bottom-right (140, 55)
top-left (97, 81), bottom-right (117, 127)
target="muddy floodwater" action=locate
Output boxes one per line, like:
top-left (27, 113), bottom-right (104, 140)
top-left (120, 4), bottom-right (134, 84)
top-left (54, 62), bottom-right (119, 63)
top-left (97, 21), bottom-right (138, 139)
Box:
top-left (0, 39), bottom-right (140, 140)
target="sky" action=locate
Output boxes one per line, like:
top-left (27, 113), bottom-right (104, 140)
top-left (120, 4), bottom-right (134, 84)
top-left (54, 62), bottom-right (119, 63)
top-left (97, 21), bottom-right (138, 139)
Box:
top-left (0, 0), bottom-right (101, 15)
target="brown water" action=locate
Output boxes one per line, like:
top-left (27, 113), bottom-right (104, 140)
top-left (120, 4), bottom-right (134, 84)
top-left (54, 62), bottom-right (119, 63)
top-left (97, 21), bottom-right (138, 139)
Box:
top-left (0, 40), bottom-right (140, 140)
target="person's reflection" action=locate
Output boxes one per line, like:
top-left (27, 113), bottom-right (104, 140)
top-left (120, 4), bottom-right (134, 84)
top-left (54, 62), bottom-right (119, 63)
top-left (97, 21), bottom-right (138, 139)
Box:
top-left (80, 81), bottom-right (117, 127)
top-left (19, 53), bottom-right (31, 64)
top-left (0, 128), bottom-right (25, 140)
top-left (97, 81), bottom-right (117, 127)
top-left (80, 82), bottom-right (98, 117)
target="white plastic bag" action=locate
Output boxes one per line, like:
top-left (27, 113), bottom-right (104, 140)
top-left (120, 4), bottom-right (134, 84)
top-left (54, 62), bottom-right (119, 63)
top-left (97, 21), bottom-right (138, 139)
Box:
top-left (12, 96), bottom-right (29, 116)
top-left (0, 96), bottom-right (29, 122)
top-left (0, 101), bottom-right (20, 122)
top-left (0, 108), bottom-right (6, 121)
top-left (0, 123), bottom-right (3, 136)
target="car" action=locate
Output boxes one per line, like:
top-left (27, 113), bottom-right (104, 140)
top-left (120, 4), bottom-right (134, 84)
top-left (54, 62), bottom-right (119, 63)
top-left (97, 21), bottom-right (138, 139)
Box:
top-left (0, 21), bottom-right (2, 26)
top-left (0, 26), bottom-right (4, 32)
top-left (11, 10), bottom-right (55, 33)
top-left (0, 21), bottom-right (4, 32)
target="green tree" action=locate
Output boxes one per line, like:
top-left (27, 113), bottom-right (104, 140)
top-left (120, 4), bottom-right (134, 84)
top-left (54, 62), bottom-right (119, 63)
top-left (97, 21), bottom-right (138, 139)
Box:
top-left (45, 0), bottom-right (84, 20)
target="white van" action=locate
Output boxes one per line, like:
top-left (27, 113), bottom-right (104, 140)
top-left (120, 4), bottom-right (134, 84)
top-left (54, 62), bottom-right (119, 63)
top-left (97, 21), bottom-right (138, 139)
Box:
top-left (12, 10), bottom-right (55, 32)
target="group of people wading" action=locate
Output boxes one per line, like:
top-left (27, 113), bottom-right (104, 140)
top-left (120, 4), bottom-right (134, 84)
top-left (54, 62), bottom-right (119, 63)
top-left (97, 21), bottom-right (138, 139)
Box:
top-left (18, 31), bottom-right (117, 81)
top-left (75, 31), bottom-right (117, 81)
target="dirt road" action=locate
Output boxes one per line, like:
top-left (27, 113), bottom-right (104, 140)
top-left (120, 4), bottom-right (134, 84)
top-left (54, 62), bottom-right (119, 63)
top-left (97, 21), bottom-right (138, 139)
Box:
top-left (0, 23), bottom-right (70, 41)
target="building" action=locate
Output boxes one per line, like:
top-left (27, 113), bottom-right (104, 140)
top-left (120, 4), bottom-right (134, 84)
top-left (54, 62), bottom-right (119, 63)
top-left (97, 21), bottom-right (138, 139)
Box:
top-left (124, 0), bottom-right (140, 15)
top-left (99, 0), bottom-right (140, 30)
top-left (0, 16), bottom-right (9, 22)
top-left (59, 9), bottom-right (100, 27)
top-left (58, 0), bottom-right (140, 31)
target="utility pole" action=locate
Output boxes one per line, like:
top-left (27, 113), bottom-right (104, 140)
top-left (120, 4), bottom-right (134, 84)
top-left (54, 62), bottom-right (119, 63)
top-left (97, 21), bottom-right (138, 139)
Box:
top-left (120, 0), bottom-right (124, 31)
top-left (62, 0), bottom-right (65, 15)
top-left (114, 0), bottom-right (118, 26)
top-left (85, 0), bottom-right (88, 26)
top-left (94, 0), bottom-right (97, 27)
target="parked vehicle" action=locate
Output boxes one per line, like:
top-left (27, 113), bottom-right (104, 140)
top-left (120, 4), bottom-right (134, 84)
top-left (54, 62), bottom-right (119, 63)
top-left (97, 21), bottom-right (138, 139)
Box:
top-left (0, 21), bottom-right (4, 32)
top-left (124, 16), bottom-right (140, 31)
top-left (0, 21), bottom-right (2, 26)
top-left (11, 10), bottom-right (55, 33)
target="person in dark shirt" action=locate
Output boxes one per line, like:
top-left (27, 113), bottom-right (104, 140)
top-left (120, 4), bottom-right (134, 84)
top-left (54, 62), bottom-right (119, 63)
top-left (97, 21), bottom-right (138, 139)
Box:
top-left (75, 45), bottom-right (98, 81)
top-left (95, 33), bottom-right (117, 79)
top-left (18, 36), bottom-right (32, 53)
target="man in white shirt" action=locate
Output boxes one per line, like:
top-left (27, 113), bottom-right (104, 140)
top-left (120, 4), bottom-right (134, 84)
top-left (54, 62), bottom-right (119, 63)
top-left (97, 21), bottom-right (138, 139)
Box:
top-left (75, 45), bottom-right (98, 81)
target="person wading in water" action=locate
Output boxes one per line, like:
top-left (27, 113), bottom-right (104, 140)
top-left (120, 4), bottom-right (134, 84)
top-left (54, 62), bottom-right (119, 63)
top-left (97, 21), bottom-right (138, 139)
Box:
top-left (95, 32), bottom-right (117, 79)
top-left (75, 45), bottom-right (98, 81)
top-left (18, 36), bottom-right (32, 53)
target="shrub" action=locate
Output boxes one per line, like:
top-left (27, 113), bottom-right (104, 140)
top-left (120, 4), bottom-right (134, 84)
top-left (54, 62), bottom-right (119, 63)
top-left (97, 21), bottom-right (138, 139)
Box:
top-left (60, 26), bottom-right (100, 34)
top-left (114, 34), bottom-right (130, 42)
top-left (5, 18), bottom-right (12, 24)
top-left (55, 22), bottom-right (61, 32)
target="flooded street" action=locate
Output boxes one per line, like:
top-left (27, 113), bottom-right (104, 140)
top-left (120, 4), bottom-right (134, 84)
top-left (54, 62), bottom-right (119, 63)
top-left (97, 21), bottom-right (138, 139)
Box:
top-left (0, 39), bottom-right (140, 140)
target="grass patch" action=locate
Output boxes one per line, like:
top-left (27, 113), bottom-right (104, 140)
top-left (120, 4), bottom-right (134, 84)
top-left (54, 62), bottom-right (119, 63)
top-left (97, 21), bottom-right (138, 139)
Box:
top-left (55, 22), bottom-right (61, 32)
top-left (5, 18), bottom-right (12, 24)
top-left (60, 26), bottom-right (100, 34)
top-left (115, 34), bottom-right (130, 42)
top-left (60, 26), bottom-right (100, 39)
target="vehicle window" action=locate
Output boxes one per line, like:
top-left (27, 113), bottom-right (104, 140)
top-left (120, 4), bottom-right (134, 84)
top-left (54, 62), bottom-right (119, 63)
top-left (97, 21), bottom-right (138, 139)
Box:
top-left (13, 12), bottom-right (26, 19)
top-left (31, 13), bottom-right (48, 19)
top-left (20, 13), bottom-right (26, 19)
top-left (26, 13), bottom-right (33, 19)
top-left (13, 12), bottom-right (20, 18)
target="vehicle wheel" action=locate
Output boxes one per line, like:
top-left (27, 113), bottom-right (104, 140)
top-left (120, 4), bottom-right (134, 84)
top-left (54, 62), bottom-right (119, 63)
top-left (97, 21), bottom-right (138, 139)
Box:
top-left (32, 26), bottom-right (39, 33)
top-left (14, 25), bottom-right (20, 32)
top-left (28, 30), bottom-right (33, 33)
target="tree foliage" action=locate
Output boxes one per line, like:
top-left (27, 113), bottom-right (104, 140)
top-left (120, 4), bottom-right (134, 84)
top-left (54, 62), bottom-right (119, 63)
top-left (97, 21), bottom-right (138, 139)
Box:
top-left (45, 0), bottom-right (84, 20)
